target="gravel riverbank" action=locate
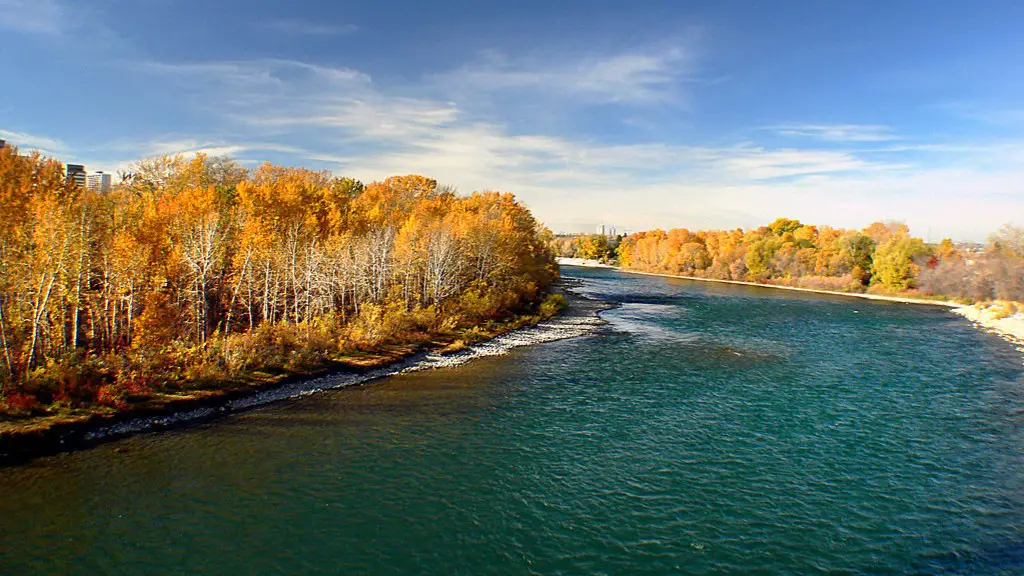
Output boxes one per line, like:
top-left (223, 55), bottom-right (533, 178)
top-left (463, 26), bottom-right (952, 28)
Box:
top-left (951, 304), bottom-right (1024, 359)
top-left (0, 284), bottom-right (615, 464)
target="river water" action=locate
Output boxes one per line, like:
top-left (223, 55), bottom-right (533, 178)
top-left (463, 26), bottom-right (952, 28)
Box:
top-left (1, 268), bottom-right (1022, 575)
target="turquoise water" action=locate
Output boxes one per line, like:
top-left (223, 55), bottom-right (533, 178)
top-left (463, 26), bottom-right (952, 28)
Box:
top-left (1, 268), bottom-right (1022, 574)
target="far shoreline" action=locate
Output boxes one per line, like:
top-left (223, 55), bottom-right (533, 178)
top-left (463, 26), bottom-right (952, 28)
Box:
top-left (560, 262), bottom-right (1024, 353)
top-left (556, 259), bottom-right (961, 307)
top-left (616, 268), bottom-right (962, 307)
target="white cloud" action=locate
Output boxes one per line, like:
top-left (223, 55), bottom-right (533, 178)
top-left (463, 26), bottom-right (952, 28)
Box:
top-left (134, 58), bottom-right (371, 90)
top-left (0, 0), bottom-right (63, 35)
top-left (27, 48), bottom-right (1024, 241)
top-left (709, 146), bottom-right (907, 180)
top-left (256, 18), bottom-right (358, 36)
top-left (434, 41), bottom-right (698, 104)
top-left (771, 123), bottom-right (899, 142)
top-left (0, 129), bottom-right (68, 152)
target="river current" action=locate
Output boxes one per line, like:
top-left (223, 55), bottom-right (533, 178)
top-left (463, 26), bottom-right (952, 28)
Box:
top-left (1, 267), bottom-right (1022, 574)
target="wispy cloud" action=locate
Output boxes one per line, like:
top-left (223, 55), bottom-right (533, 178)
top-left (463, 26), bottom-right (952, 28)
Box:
top-left (256, 18), bottom-right (358, 37)
top-left (434, 40), bottom-right (699, 105)
top-left (932, 101), bottom-right (1024, 126)
top-left (133, 58), bottom-right (371, 88)
top-left (771, 123), bottom-right (900, 142)
top-left (707, 146), bottom-right (908, 180)
top-left (0, 0), bottom-right (64, 35)
top-left (23, 42), bottom-right (1023, 241)
top-left (0, 129), bottom-right (68, 152)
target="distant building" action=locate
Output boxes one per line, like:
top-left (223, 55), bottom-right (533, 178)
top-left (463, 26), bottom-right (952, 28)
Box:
top-left (66, 164), bottom-right (87, 187)
top-left (0, 139), bottom-right (6, 150)
top-left (86, 171), bottom-right (112, 193)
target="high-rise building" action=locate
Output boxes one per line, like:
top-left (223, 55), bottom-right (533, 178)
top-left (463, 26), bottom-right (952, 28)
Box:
top-left (0, 139), bottom-right (7, 150)
top-left (66, 164), bottom-right (87, 187)
top-left (86, 171), bottom-right (112, 193)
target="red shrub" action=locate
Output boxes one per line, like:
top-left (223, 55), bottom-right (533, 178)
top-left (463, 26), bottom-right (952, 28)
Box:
top-left (120, 376), bottom-right (152, 397)
top-left (96, 385), bottom-right (127, 409)
top-left (3, 392), bottom-right (40, 414)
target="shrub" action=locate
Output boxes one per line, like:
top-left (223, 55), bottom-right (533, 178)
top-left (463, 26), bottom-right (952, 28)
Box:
top-left (346, 302), bottom-right (412, 347)
top-left (408, 306), bottom-right (441, 331)
top-left (2, 391), bottom-right (40, 415)
top-left (462, 326), bottom-right (489, 344)
top-left (988, 300), bottom-right (1020, 320)
top-left (440, 340), bottom-right (468, 355)
top-left (96, 384), bottom-right (127, 409)
top-left (538, 293), bottom-right (567, 317)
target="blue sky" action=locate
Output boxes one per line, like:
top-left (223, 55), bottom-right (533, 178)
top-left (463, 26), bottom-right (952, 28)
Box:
top-left (1, 0), bottom-right (1022, 240)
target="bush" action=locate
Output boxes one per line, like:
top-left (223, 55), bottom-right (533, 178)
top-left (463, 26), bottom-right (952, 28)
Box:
top-left (440, 340), bottom-right (468, 355)
top-left (346, 302), bottom-right (413, 347)
top-left (96, 384), bottom-right (127, 409)
top-left (539, 293), bottom-right (567, 317)
top-left (462, 326), bottom-right (489, 344)
top-left (1, 391), bottom-right (40, 415)
top-left (223, 322), bottom-right (334, 373)
top-left (988, 300), bottom-right (1022, 320)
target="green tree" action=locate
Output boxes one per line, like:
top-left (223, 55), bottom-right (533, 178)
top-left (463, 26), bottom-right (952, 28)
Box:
top-left (871, 236), bottom-right (930, 290)
top-left (745, 238), bottom-right (777, 279)
top-left (768, 217), bottom-right (802, 237)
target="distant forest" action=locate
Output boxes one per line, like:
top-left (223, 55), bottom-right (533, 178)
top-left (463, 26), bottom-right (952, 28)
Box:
top-left (553, 218), bottom-right (1024, 302)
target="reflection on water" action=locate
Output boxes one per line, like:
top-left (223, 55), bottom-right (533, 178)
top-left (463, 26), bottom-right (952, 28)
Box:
top-left (1, 268), bottom-right (1022, 575)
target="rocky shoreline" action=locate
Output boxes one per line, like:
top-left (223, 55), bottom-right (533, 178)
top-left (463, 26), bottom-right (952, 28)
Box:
top-left (951, 304), bottom-right (1024, 359)
top-left (0, 284), bottom-right (615, 465)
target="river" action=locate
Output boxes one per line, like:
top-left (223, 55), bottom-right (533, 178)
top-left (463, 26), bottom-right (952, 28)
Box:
top-left (1, 267), bottom-right (1022, 574)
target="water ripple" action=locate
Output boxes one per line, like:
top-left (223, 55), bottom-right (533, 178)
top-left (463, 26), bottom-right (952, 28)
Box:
top-left (0, 268), bottom-right (1021, 575)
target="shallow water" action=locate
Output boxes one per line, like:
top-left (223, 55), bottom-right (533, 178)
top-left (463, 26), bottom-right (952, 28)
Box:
top-left (1, 268), bottom-right (1022, 575)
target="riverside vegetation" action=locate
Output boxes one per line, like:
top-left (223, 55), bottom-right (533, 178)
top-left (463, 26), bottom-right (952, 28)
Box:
top-left (0, 144), bottom-right (563, 423)
top-left (556, 218), bottom-right (1024, 304)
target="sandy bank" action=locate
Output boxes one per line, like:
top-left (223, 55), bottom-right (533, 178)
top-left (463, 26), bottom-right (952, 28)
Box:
top-left (951, 304), bottom-right (1024, 355)
top-left (556, 257), bottom-right (615, 268)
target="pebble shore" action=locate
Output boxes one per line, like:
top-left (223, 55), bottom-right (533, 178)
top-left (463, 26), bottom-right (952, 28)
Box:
top-left (82, 286), bottom-right (616, 443)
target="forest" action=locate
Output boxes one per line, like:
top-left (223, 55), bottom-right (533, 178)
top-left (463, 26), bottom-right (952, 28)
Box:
top-left (563, 218), bottom-right (1023, 302)
top-left (0, 145), bottom-right (559, 416)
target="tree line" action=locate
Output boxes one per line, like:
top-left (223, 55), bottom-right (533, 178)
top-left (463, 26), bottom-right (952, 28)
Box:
top-left (551, 234), bottom-right (621, 263)
top-left (569, 218), bottom-right (1021, 301)
top-left (0, 145), bottom-right (557, 413)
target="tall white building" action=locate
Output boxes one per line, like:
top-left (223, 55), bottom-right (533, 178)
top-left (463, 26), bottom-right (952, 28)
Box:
top-left (86, 171), bottom-right (112, 193)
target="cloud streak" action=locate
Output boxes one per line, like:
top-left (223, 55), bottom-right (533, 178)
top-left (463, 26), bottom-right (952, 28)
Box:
top-left (770, 123), bottom-right (900, 142)
top-left (255, 18), bottom-right (358, 37)
top-left (0, 0), bottom-right (64, 35)
top-left (0, 129), bottom-right (68, 153)
top-left (434, 41), bottom-right (699, 105)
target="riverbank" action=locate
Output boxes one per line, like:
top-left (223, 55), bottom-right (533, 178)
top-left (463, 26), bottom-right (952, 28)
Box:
top-left (556, 257), bottom-right (615, 268)
top-left (613, 268), bottom-right (962, 307)
top-left (0, 285), bottom-right (614, 464)
top-left (951, 302), bottom-right (1024, 355)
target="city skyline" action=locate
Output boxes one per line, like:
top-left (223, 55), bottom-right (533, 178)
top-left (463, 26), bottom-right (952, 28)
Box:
top-left (1, 1), bottom-right (1023, 241)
